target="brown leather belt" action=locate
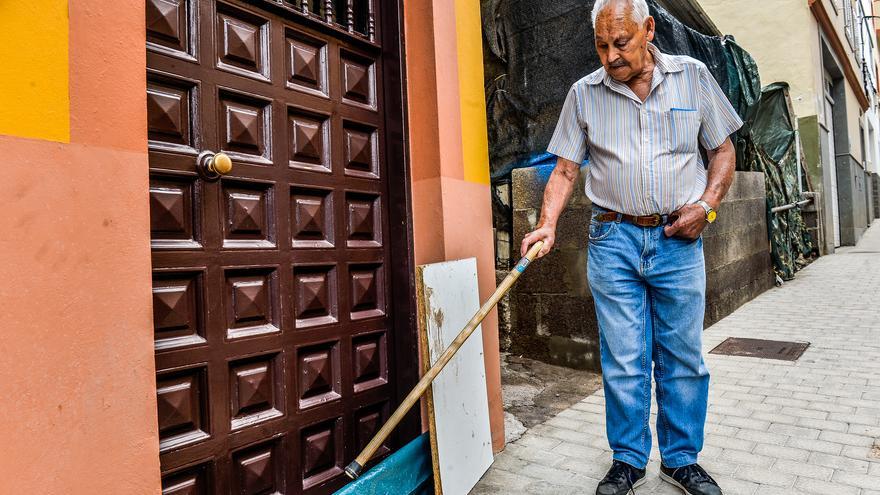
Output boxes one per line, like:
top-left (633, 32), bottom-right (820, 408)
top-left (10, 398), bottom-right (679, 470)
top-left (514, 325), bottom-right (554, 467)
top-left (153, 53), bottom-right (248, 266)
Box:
top-left (594, 210), bottom-right (673, 228)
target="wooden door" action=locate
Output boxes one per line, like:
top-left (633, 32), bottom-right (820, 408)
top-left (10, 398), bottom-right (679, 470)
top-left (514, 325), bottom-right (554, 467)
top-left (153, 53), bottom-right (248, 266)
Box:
top-left (146, 1), bottom-right (415, 492)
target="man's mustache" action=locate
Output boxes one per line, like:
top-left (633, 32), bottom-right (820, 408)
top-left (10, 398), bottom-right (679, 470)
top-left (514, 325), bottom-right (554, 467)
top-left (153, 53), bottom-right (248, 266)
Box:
top-left (609, 60), bottom-right (628, 68)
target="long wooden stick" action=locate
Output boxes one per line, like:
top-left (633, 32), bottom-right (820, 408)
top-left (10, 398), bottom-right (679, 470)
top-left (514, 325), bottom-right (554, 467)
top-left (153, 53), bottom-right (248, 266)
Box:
top-left (345, 241), bottom-right (545, 479)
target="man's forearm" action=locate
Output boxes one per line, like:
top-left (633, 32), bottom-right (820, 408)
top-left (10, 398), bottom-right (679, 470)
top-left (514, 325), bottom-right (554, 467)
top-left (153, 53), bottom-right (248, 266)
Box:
top-left (701, 138), bottom-right (736, 210)
top-left (538, 158), bottom-right (580, 229)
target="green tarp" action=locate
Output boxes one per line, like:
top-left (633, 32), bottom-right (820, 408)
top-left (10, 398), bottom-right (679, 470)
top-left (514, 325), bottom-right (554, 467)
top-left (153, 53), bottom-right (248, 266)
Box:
top-left (740, 82), bottom-right (814, 280)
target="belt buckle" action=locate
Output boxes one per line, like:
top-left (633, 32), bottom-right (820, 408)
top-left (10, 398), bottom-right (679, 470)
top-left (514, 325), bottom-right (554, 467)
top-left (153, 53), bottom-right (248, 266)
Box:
top-left (648, 213), bottom-right (662, 227)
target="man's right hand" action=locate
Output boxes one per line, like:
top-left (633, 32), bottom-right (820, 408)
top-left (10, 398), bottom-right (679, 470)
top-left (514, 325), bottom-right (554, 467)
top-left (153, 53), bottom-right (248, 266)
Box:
top-left (519, 156), bottom-right (578, 259)
top-left (520, 226), bottom-right (556, 258)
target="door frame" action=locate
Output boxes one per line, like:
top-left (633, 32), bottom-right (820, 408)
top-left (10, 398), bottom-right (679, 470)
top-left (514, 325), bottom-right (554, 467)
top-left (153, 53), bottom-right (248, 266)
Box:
top-left (819, 34), bottom-right (845, 253)
top-left (822, 70), bottom-right (842, 249)
top-left (375, 0), bottom-right (421, 449)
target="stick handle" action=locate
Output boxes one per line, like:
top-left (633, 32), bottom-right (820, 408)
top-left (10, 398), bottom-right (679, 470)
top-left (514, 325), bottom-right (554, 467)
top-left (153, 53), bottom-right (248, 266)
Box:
top-left (345, 241), bottom-right (544, 478)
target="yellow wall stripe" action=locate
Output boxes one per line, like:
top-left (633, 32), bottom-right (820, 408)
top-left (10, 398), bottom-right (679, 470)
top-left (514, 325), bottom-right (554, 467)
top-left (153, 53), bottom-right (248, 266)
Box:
top-left (455, 0), bottom-right (491, 185)
top-left (0, 1), bottom-right (70, 143)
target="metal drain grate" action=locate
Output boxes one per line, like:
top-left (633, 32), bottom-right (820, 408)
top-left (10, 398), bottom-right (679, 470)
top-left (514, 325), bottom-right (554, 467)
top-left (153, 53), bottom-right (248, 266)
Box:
top-left (709, 337), bottom-right (810, 361)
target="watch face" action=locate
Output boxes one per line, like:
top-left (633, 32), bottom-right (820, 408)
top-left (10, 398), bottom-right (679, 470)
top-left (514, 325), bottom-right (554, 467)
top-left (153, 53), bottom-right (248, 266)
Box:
top-left (707, 210), bottom-right (717, 223)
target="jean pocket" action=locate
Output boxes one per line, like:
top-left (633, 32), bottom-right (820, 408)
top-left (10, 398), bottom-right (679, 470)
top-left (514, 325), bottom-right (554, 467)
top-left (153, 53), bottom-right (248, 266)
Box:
top-left (589, 219), bottom-right (617, 242)
top-left (666, 109), bottom-right (700, 153)
top-left (669, 232), bottom-right (703, 245)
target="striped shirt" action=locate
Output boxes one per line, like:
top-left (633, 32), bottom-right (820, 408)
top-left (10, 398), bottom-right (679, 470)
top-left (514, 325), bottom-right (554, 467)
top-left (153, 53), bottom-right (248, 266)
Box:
top-left (547, 44), bottom-right (743, 216)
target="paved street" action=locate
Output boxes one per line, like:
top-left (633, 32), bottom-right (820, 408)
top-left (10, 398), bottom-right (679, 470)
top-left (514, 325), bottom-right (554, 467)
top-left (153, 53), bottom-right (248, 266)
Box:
top-left (473, 220), bottom-right (880, 494)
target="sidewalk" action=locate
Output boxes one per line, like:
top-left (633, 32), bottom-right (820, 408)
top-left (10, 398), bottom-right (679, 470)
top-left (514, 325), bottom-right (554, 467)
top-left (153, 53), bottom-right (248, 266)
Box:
top-left (472, 220), bottom-right (880, 494)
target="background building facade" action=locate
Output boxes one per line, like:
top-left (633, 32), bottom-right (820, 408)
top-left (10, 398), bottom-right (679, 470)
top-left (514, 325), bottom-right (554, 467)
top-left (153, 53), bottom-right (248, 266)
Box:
top-left (701, 0), bottom-right (880, 251)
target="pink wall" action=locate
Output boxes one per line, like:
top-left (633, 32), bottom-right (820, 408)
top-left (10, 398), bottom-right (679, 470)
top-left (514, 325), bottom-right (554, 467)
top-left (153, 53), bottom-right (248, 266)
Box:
top-left (404, 0), bottom-right (505, 451)
top-left (0, 1), bottom-right (160, 493)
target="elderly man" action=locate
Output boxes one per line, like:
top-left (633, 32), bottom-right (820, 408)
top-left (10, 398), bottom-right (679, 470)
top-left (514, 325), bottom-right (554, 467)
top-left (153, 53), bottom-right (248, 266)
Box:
top-left (520, 1), bottom-right (741, 494)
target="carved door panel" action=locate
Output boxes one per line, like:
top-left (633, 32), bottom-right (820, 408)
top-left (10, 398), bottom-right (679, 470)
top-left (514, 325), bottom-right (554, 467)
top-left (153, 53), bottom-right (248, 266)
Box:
top-left (146, 1), bottom-right (411, 492)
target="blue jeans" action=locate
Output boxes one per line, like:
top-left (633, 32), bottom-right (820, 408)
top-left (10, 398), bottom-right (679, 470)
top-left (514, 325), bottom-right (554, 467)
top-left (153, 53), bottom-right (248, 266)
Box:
top-left (587, 206), bottom-right (709, 469)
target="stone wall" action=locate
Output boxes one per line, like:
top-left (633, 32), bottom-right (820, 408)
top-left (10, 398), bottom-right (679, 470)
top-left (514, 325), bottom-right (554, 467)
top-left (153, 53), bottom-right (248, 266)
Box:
top-left (504, 168), bottom-right (775, 371)
top-left (867, 172), bottom-right (875, 222)
top-left (702, 173), bottom-right (777, 323)
top-left (871, 172), bottom-right (880, 220)
top-left (835, 155), bottom-right (871, 245)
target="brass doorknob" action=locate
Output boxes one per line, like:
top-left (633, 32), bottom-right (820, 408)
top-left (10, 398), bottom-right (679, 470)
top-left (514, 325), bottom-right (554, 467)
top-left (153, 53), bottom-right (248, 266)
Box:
top-left (210, 153), bottom-right (233, 175)
top-left (197, 151), bottom-right (233, 181)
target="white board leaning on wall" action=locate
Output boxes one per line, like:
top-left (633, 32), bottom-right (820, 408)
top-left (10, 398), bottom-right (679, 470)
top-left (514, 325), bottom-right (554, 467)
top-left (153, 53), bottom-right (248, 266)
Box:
top-left (417, 258), bottom-right (494, 495)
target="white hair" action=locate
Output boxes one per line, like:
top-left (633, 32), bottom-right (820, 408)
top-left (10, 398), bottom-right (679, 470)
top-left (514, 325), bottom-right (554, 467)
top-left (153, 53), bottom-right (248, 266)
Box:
top-left (591, 0), bottom-right (650, 28)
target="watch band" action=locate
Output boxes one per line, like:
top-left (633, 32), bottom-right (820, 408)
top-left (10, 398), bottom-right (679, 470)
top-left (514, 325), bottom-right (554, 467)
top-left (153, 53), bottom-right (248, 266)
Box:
top-left (695, 200), bottom-right (712, 214)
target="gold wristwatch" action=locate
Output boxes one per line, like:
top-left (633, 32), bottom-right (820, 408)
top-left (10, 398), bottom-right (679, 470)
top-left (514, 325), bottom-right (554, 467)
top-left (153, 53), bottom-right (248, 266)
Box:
top-left (696, 200), bottom-right (717, 223)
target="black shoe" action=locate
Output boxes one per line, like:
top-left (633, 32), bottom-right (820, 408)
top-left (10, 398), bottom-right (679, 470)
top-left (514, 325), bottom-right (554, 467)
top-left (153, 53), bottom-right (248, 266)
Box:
top-left (596, 460), bottom-right (646, 495)
top-left (659, 463), bottom-right (722, 495)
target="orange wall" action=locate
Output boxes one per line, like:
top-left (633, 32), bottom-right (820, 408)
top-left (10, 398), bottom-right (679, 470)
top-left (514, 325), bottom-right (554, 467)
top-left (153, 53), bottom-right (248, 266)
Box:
top-left (0, 1), bottom-right (160, 493)
top-left (404, 0), bottom-right (505, 451)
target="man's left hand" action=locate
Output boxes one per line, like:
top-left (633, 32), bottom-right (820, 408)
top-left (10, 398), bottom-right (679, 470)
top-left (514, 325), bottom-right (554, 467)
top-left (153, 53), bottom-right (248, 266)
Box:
top-left (663, 204), bottom-right (707, 240)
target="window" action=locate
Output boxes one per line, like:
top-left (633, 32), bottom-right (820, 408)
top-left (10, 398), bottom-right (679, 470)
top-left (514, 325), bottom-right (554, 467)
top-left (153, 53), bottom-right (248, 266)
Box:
top-left (861, 123), bottom-right (866, 165)
top-left (288, 0), bottom-right (375, 41)
top-left (855, 1), bottom-right (866, 67)
top-left (844, 0), bottom-right (855, 50)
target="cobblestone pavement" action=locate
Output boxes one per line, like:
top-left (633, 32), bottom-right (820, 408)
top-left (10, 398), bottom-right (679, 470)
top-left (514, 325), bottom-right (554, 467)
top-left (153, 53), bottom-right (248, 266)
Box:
top-left (472, 221), bottom-right (880, 494)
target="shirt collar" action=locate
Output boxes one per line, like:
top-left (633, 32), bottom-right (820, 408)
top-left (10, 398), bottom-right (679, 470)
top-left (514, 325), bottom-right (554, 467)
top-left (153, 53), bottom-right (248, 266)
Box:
top-left (586, 43), bottom-right (682, 86)
top-left (649, 43), bottom-right (683, 74)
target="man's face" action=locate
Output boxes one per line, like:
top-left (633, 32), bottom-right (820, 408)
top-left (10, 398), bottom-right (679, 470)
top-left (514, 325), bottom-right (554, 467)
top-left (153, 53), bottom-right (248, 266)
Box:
top-left (594, 2), bottom-right (655, 82)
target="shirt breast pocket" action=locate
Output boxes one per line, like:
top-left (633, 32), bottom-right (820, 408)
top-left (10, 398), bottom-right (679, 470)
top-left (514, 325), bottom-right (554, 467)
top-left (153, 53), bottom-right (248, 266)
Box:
top-left (666, 108), bottom-right (700, 154)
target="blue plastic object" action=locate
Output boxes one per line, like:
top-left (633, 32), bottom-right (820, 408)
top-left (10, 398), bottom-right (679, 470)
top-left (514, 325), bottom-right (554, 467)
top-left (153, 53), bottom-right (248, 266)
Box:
top-left (333, 433), bottom-right (433, 495)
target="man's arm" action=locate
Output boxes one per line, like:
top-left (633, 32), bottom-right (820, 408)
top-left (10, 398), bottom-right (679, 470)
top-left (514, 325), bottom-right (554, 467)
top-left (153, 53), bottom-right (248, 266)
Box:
top-left (520, 157), bottom-right (580, 257)
top-left (700, 137), bottom-right (736, 210)
top-left (663, 137), bottom-right (736, 239)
